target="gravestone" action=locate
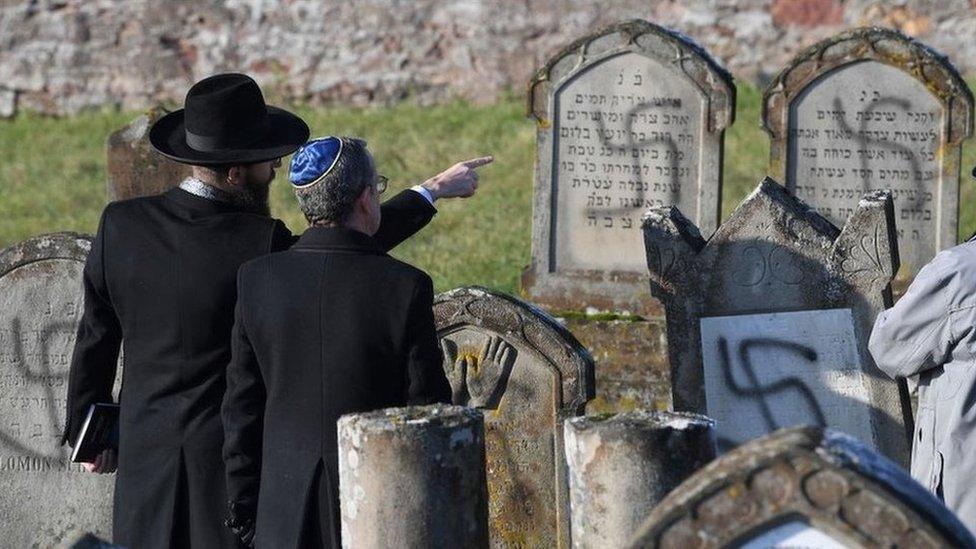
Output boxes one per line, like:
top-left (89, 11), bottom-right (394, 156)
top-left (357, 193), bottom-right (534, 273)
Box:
top-left (521, 19), bottom-right (734, 414)
top-left (626, 426), bottom-right (976, 549)
top-left (434, 287), bottom-right (595, 548)
top-left (524, 19), bottom-right (734, 314)
top-left (0, 233), bottom-right (115, 545)
top-left (764, 27), bottom-right (973, 283)
top-left (107, 106), bottom-right (189, 201)
top-left (643, 177), bottom-right (911, 464)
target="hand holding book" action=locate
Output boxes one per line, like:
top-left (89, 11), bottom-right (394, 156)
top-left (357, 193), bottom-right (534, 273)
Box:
top-left (83, 448), bottom-right (117, 474)
top-left (71, 402), bottom-right (120, 472)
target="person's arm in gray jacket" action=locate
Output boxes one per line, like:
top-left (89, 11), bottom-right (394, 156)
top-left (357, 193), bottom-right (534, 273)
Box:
top-left (869, 247), bottom-right (976, 378)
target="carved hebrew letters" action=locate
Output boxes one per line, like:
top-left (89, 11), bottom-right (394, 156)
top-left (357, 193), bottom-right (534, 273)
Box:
top-left (764, 28), bottom-right (974, 278)
top-left (0, 234), bottom-right (115, 545)
top-left (524, 19), bottom-right (733, 313)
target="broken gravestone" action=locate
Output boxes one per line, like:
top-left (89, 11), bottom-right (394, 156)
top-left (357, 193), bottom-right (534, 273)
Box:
top-left (434, 287), bottom-right (595, 548)
top-left (106, 106), bottom-right (189, 201)
top-left (0, 233), bottom-right (115, 545)
top-left (626, 426), bottom-right (976, 549)
top-left (764, 27), bottom-right (973, 284)
top-left (521, 19), bottom-right (734, 414)
top-left (643, 177), bottom-right (911, 465)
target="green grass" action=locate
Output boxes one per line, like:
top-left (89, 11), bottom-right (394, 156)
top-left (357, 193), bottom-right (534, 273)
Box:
top-left (2, 82), bottom-right (975, 293)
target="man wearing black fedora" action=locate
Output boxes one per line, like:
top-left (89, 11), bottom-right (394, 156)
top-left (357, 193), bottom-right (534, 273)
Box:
top-left (62, 73), bottom-right (491, 548)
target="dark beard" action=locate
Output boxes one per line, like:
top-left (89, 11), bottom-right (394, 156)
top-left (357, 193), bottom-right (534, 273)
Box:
top-left (232, 180), bottom-right (271, 216)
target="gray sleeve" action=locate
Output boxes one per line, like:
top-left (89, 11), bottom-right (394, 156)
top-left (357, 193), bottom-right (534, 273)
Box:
top-left (868, 249), bottom-right (962, 378)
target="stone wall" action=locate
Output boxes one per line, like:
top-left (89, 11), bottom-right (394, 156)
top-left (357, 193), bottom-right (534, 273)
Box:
top-left (1, 0), bottom-right (975, 117)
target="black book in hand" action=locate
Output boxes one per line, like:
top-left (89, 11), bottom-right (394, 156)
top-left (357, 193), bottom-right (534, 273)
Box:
top-left (70, 403), bottom-right (120, 463)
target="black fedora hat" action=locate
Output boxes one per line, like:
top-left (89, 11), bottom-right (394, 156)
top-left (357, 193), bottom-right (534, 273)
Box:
top-left (149, 73), bottom-right (309, 165)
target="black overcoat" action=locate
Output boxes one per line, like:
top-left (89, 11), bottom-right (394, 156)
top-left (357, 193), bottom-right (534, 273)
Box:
top-left (62, 187), bottom-right (435, 549)
top-left (221, 226), bottom-right (452, 548)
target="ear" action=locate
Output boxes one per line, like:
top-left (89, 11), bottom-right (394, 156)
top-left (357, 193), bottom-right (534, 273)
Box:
top-left (355, 185), bottom-right (372, 212)
top-left (226, 165), bottom-right (246, 187)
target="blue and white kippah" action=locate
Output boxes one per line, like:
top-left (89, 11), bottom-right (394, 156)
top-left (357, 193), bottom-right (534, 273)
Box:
top-left (289, 136), bottom-right (343, 189)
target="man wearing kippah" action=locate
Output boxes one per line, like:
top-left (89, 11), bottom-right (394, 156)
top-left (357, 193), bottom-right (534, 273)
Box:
top-left (222, 136), bottom-right (468, 547)
top-left (62, 73), bottom-right (491, 548)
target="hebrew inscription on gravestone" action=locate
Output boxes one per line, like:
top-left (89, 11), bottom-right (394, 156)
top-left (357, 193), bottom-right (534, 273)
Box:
top-left (626, 427), bottom-right (976, 549)
top-left (764, 27), bottom-right (973, 278)
top-left (643, 177), bottom-right (911, 464)
top-left (434, 287), bottom-right (594, 549)
top-left (0, 233), bottom-right (115, 545)
top-left (523, 19), bottom-right (734, 313)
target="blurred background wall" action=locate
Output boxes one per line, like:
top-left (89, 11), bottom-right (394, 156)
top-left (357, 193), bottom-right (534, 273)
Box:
top-left (1, 0), bottom-right (973, 117)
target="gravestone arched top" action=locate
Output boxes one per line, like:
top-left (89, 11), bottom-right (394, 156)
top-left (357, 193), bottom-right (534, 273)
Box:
top-left (763, 26), bottom-right (973, 145)
top-left (0, 232), bottom-right (91, 276)
top-left (528, 19), bottom-right (735, 133)
top-left (626, 427), bottom-right (976, 549)
top-left (434, 286), bottom-right (595, 412)
top-left (643, 177), bottom-right (899, 309)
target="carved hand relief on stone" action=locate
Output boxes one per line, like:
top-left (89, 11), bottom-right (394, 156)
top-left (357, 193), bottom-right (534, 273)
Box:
top-left (441, 333), bottom-right (516, 409)
top-left (626, 427), bottom-right (976, 549)
top-left (0, 234), bottom-right (117, 545)
top-left (523, 19), bottom-right (733, 313)
top-left (700, 309), bottom-right (875, 452)
top-left (643, 178), bottom-right (911, 465)
top-left (764, 28), bottom-right (974, 279)
top-left (434, 287), bottom-right (594, 549)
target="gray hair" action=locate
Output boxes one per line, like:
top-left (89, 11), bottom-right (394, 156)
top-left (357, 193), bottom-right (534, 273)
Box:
top-left (294, 137), bottom-right (374, 226)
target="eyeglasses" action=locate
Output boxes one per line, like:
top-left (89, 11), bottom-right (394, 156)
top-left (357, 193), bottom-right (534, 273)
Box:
top-left (375, 174), bottom-right (388, 195)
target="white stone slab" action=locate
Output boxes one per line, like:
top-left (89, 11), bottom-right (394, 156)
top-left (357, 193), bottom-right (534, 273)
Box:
top-left (699, 308), bottom-right (875, 451)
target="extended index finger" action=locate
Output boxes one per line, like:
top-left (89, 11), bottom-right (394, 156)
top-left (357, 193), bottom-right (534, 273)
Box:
top-left (462, 156), bottom-right (494, 169)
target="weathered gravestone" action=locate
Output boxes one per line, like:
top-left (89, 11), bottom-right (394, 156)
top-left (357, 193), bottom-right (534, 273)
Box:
top-left (521, 19), bottom-right (734, 413)
top-left (764, 27), bottom-right (974, 284)
top-left (626, 426), bottom-right (976, 549)
top-left (107, 106), bottom-right (189, 201)
top-left (523, 18), bottom-right (733, 313)
top-left (0, 233), bottom-right (115, 544)
top-left (643, 177), bottom-right (911, 464)
top-left (434, 287), bottom-right (595, 548)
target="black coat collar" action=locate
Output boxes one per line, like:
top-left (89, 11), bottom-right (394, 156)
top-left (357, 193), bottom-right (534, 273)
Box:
top-left (164, 187), bottom-right (252, 215)
top-left (292, 226), bottom-right (386, 255)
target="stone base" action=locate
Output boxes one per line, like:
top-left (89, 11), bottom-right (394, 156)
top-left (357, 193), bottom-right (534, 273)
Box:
top-left (558, 316), bottom-right (671, 414)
